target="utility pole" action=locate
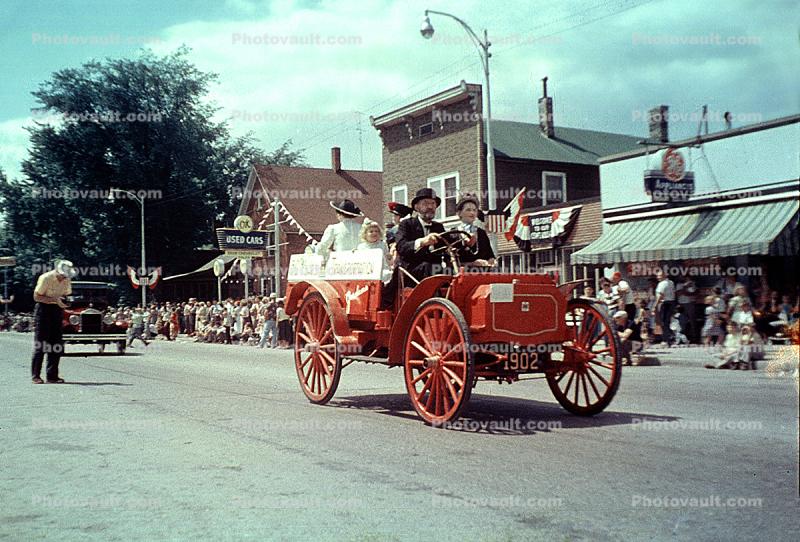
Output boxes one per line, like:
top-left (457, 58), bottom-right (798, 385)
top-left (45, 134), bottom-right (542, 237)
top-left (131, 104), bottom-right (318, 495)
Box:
top-left (273, 198), bottom-right (281, 296)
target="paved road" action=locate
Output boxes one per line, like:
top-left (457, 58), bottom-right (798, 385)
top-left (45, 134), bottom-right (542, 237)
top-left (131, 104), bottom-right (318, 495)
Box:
top-left (1, 332), bottom-right (798, 541)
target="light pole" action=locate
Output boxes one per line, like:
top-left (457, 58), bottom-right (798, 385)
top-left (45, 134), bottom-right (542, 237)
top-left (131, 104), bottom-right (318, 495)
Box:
top-left (0, 247), bottom-right (13, 315)
top-left (421, 9), bottom-right (497, 211)
top-left (110, 189), bottom-right (146, 309)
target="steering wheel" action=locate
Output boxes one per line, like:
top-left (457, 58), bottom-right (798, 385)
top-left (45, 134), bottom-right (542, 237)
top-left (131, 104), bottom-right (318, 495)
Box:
top-left (416, 228), bottom-right (473, 254)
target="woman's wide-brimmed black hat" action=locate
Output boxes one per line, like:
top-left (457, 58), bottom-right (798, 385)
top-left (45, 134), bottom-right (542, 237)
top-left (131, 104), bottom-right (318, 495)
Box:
top-left (387, 201), bottom-right (413, 218)
top-left (329, 199), bottom-right (363, 217)
top-left (410, 187), bottom-right (441, 207)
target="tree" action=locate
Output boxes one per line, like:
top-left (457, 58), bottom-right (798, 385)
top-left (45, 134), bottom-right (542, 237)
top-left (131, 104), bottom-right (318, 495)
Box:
top-left (0, 48), bottom-right (305, 308)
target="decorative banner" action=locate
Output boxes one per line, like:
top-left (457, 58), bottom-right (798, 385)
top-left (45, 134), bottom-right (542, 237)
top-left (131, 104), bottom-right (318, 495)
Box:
top-left (325, 249), bottom-right (384, 280)
top-left (529, 205), bottom-right (582, 248)
top-left (287, 253), bottom-right (324, 280)
top-left (127, 266), bottom-right (161, 290)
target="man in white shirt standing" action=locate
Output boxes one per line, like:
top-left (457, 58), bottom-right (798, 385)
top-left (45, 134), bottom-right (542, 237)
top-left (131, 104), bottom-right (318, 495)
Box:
top-left (654, 268), bottom-right (676, 346)
top-left (31, 260), bottom-right (75, 384)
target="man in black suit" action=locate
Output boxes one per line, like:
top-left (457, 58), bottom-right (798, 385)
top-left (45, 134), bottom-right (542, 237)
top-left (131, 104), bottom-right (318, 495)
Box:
top-left (395, 187), bottom-right (447, 281)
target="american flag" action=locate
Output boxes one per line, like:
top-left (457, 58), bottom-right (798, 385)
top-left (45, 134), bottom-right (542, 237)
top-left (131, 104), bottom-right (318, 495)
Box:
top-left (483, 212), bottom-right (508, 234)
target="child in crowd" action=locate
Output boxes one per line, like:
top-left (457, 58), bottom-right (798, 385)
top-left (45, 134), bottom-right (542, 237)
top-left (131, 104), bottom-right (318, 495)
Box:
top-left (670, 306), bottom-right (689, 345)
top-left (701, 295), bottom-right (724, 347)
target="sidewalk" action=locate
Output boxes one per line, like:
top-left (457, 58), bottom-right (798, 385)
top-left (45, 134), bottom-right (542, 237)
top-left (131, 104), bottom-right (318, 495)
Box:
top-left (635, 342), bottom-right (799, 374)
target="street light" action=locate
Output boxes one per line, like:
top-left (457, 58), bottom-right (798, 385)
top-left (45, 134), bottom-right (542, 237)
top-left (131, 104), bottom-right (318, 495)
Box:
top-left (109, 189), bottom-right (147, 309)
top-left (421, 9), bottom-right (497, 211)
top-left (0, 247), bottom-right (13, 314)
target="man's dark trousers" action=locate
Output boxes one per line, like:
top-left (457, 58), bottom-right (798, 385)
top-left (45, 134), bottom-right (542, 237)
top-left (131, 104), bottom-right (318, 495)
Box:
top-left (31, 303), bottom-right (64, 380)
top-left (659, 301), bottom-right (675, 345)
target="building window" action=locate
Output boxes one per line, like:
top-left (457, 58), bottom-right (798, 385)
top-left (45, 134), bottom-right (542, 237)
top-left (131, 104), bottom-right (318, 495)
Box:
top-left (391, 184), bottom-right (408, 205)
top-left (427, 172), bottom-right (460, 220)
top-left (536, 250), bottom-right (554, 266)
top-left (542, 171), bottom-right (567, 205)
top-left (418, 123), bottom-right (433, 137)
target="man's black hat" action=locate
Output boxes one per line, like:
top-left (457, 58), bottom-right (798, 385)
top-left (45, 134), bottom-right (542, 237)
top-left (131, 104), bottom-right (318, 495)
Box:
top-left (411, 187), bottom-right (441, 207)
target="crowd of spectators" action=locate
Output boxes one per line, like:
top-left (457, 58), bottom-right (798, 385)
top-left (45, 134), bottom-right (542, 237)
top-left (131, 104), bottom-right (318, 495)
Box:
top-left (583, 272), bottom-right (799, 369)
top-left (0, 295), bottom-right (294, 349)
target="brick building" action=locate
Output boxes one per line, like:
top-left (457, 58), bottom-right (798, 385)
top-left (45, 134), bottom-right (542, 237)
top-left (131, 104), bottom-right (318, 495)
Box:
top-left (370, 80), bottom-right (641, 283)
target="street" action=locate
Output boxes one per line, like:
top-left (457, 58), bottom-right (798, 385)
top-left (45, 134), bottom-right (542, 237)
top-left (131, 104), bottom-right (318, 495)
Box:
top-left (1, 332), bottom-right (798, 541)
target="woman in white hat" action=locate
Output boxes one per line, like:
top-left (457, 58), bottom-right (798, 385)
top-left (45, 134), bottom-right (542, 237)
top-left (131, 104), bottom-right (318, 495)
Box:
top-left (315, 199), bottom-right (363, 262)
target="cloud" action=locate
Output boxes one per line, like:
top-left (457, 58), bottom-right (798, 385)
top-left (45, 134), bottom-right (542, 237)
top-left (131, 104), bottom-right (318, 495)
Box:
top-left (0, 118), bottom-right (33, 181)
top-left (2, 0), bottom-right (797, 178)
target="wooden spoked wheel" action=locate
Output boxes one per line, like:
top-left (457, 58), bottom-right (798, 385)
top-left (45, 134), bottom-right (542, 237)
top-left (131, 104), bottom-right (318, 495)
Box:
top-left (404, 298), bottom-right (475, 425)
top-left (546, 299), bottom-right (621, 415)
top-left (294, 293), bottom-right (342, 405)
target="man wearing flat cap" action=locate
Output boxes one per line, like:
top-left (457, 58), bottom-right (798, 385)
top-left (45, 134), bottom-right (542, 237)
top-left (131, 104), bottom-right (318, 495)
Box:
top-left (315, 199), bottom-right (363, 262)
top-left (394, 187), bottom-right (447, 281)
top-left (30, 259), bottom-right (75, 384)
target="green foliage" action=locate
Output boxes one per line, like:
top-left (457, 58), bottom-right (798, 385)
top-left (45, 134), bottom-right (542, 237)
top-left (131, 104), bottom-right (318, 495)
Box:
top-left (0, 48), bottom-right (305, 308)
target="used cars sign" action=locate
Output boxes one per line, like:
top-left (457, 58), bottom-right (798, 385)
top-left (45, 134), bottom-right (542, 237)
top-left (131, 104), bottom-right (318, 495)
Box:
top-left (216, 228), bottom-right (268, 251)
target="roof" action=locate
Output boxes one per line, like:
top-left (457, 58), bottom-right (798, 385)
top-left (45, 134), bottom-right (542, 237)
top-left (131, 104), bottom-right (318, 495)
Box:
top-left (246, 164), bottom-right (383, 234)
top-left (491, 120), bottom-right (642, 165)
top-left (571, 197), bottom-right (799, 264)
top-left (371, 81), bottom-right (481, 127)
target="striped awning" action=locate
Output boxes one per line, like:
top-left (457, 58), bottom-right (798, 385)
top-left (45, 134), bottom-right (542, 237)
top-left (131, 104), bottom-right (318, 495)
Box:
top-left (571, 199), bottom-right (799, 265)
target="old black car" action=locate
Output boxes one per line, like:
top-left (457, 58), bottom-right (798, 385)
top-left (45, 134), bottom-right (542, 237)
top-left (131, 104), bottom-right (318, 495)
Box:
top-left (62, 281), bottom-right (128, 354)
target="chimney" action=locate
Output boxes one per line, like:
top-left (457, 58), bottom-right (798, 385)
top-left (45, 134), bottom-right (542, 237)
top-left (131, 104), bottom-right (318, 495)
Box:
top-left (331, 147), bottom-right (341, 172)
top-left (538, 76), bottom-right (555, 138)
top-left (648, 105), bottom-right (669, 143)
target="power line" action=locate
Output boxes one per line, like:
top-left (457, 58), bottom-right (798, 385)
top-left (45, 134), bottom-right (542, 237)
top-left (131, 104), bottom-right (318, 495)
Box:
top-left (286, 0), bottom-right (657, 155)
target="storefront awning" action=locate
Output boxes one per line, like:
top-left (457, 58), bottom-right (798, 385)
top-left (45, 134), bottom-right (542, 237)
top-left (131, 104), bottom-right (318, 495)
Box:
top-left (571, 199), bottom-right (798, 265)
top-left (162, 254), bottom-right (237, 281)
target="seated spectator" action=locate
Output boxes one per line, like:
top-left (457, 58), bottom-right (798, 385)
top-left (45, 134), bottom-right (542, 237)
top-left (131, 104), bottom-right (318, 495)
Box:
top-left (705, 322), bottom-right (757, 369)
top-left (612, 310), bottom-right (643, 366)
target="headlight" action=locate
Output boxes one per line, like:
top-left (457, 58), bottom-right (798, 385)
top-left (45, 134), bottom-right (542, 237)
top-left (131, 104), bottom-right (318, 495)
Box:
top-left (103, 315), bottom-right (114, 325)
top-left (69, 315), bottom-right (80, 326)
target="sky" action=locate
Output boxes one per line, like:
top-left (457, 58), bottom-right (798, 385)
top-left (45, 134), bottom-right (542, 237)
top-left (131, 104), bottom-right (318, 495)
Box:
top-left (0, 0), bottom-right (798, 181)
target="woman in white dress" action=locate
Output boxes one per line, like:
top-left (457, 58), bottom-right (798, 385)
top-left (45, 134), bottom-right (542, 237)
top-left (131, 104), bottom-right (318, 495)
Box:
top-left (315, 199), bottom-right (363, 262)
